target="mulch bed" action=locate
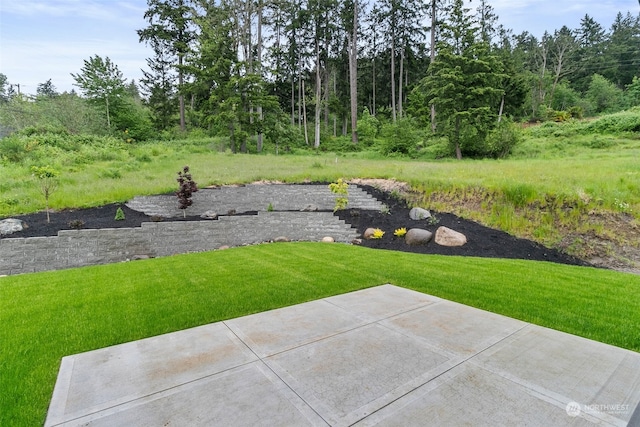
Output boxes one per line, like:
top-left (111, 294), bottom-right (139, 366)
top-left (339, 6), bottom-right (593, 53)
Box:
top-left (1, 185), bottom-right (590, 268)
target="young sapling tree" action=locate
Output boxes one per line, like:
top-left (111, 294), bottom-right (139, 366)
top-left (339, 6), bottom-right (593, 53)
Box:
top-left (176, 166), bottom-right (198, 217)
top-left (328, 178), bottom-right (349, 211)
top-left (31, 165), bottom-right (59, 223)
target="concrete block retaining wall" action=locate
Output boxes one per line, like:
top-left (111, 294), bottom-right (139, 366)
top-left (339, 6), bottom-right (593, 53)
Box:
top-left (0, 212), bottom-right (358, 276)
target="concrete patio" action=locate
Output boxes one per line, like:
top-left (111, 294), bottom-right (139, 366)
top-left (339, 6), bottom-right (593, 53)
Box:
top-left (45, 285), bottom-right (640, 426)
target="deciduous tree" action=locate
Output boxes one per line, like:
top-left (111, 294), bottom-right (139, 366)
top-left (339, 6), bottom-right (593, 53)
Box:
top-left (71, 55), bottom-right (127, 130)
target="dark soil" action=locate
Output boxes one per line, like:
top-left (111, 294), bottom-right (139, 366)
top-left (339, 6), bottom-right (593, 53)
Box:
top-left (1, 185), bottom-right (591, 268)
top-left (338, 185), bottom-right (591, 267)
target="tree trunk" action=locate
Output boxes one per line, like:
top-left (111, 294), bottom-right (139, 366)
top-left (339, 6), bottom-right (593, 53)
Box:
top-left (429, 0), bottom-right (437, 132)
top-left (314, 41), bottom-right (321, 148)
top-left (256, 0), bottom-right (264, 153)
top-left (390, 43), bottom-right (397, 123)
top-left (398, 48), bottom-right (404, 119)
top-left (291, 77), bottom-right (295, 125)
top-left (302, 79), bottom-right (309, 146)
top-left (498, 95), bottom-right (505, 123)
top-left (178, 54), bottom-right (185, 131)
top-left (105, 97), bottom-right (111, 130)
top-left (348, 1), bottom-right (358, 144)
top-left (455, 116), bottom-right (462, 160)
top-left (372, 57), bottom-right (376, 116)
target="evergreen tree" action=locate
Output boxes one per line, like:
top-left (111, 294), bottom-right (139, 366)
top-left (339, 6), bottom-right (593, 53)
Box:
top-left (604, 12), bottom-right (640, 88)
top-left (36, 79), bottom-right (58, 98)
top-left (410, 0), bottom-right (503, 159)
top-left (140, 44), bottom-right (177, 130)
top-left (138, 0), bottom-right (194, 131)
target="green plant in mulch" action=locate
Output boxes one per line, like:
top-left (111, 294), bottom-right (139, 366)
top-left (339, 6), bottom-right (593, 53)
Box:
top-left (329, 178), bottom-right (348, 212)
top-left (114, 207), bottom-right (125, 221)
top-left (176, 166), bottom-right (198, 218)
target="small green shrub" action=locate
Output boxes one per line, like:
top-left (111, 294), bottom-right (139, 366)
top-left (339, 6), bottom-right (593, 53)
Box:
top-left (114, 207), bottom-right (125, 221)
top-left (371, 228), bottom-right (385, 239)
top-left (68, 219), bottom-right (85, 229)
top-left (393, 227), bottom-right (407, 237)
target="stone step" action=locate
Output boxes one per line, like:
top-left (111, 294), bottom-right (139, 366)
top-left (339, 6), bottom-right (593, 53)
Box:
top-left (127, 184), bottom-right (384, 218)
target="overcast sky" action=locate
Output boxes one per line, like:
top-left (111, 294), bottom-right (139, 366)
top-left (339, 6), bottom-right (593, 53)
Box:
top-left (0, 0), bottom-right (639, 95)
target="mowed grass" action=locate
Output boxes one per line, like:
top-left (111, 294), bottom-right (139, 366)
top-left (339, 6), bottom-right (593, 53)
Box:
top-left (1, 243), bottom-right (639, 426)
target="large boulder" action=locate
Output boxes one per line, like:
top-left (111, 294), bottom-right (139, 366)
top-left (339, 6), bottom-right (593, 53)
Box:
top-left (435, 226), bottom-right (467, 247)
top-left (405, 228), bottom-right (433, 246)
top-left (0, 219), bottom-right (26, 236)
top-left (409, 207), bottom-right (432, 221)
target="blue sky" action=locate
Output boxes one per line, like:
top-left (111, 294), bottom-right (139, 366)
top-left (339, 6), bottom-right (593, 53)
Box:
top-left (0, 0), bottom-right (639, 95)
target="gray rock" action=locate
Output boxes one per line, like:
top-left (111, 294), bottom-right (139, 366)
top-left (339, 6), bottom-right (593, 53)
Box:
top-left (409, 207), bottom-right (432, 221)
top-left (351, 238), bottom-right (363, 245)
top-left (301, 204), bottom-right (319, 212)
top-left (200, 211), bottom-right (218, 220)
top-left (435, 226), bottom-right (467, 247)
top-left (131, 255), bottom-right (151, 261)
top-left (321, 236), bottom-right (335, 243)
top-left (0, 218), bottom-right (26, 235)
top-left (404, 228), bottom-right (433, 246)
top-left (274, 236), bottom-right (291, 243)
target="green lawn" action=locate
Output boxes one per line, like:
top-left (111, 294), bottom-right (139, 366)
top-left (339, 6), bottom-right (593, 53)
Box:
top-left (1, 242), bottom-right (639, 426)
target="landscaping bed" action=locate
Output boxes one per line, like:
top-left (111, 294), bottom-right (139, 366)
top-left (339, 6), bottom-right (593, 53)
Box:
top-left (3, 185), bottom-right (589, 268)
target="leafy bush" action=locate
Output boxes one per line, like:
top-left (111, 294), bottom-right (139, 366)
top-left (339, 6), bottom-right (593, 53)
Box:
top-left (378, 118), bottom-right (421, 156)
top-left (585, 110), bottom-right (640, 134)
top-left (358, 108), bottom-right (379, 146)
top-left (0, 136), bottom-right (27, 163)
top-left (485, 119), bottom-right (522, 158)
top-left (587, 74), bottom-right (625, 114)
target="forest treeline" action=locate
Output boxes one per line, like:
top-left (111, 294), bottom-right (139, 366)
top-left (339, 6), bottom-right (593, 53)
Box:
top-left (1, 0), bottom-right (639, 159)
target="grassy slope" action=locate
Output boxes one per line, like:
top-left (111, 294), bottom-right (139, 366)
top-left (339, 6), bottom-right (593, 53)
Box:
top-left (2, 140), bottom-right (639, 217)
top-left (1, 243), bottom-right (639, 426)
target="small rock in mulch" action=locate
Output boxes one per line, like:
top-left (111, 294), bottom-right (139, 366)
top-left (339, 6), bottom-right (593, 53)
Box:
top-left (435, 226), bottom-right (467, 247)
top-left (200, 211), bottom-right (218, 219)
top-left (405, 228), bottom-right (433, 246)
top-left (363, 228), bottom-right (376, 239)
top-left (409, 207), bottom-right (432, 221)
top-left (0, 219), bottom-right (27, 235)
